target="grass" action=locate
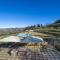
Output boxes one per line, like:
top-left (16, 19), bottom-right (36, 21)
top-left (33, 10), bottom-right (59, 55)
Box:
top-left (34, 28), bottom-right (60, 37)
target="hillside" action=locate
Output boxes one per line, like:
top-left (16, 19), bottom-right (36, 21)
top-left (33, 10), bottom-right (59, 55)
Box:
top-left (48, 20), bottom-right (60, 28)
top-left (0, 28), bottom-right (24, 39)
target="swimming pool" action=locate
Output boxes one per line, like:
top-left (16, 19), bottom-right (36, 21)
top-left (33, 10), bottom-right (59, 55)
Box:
top-left (17, 33), bottom-right (32, 37)
top-left (17, 33), bottom-right (44, 43)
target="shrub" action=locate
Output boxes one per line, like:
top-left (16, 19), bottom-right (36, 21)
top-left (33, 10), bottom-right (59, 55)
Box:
top-left (55, 44), bottom-right (60, 51)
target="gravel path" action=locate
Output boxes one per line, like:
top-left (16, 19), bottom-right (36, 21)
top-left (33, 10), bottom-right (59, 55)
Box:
top-left (21, 46), bottom-right (60, 60)
top-left (0, 46), bottom-right (60, 60)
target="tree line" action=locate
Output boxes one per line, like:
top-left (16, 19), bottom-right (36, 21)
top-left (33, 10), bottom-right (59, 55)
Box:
top-left (24, 24), bottom-right (44, 30)
top-left (25, 19), bottom-right (60, 30)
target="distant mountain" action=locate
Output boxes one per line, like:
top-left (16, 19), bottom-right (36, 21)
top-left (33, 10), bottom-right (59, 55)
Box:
top-left (0, 28), bottom-right (24, 35)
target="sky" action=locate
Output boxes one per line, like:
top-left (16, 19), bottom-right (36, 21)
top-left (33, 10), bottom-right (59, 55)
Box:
top-left (0, 0), bottom-right (60, 28)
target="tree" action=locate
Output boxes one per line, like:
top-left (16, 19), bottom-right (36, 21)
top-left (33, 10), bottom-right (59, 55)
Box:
top-left (37, 24), bottom-right (40, 27)
top-left (41, 24), bottom-right (43, 27)
top-left (34, 24), bottom-right (36, 28)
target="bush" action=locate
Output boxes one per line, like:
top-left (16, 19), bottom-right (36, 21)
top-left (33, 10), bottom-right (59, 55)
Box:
top-left (55, 44), bottom-right (60, 51)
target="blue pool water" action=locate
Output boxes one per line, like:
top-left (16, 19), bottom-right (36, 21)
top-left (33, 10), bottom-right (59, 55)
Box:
top-left (21, 37), bottom-right (43, 43)
top-left (17, 33), bottom-right (43, 43)
top-left (17, 33), bottom-right (32, 37)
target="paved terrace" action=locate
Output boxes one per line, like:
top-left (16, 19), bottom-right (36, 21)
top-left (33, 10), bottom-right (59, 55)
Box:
top-left (0, 45), bottom-right (60, 60)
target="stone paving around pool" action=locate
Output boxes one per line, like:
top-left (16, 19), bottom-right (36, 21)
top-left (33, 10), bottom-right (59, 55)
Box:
top-left (0, 46), bottom-right (60, 60)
